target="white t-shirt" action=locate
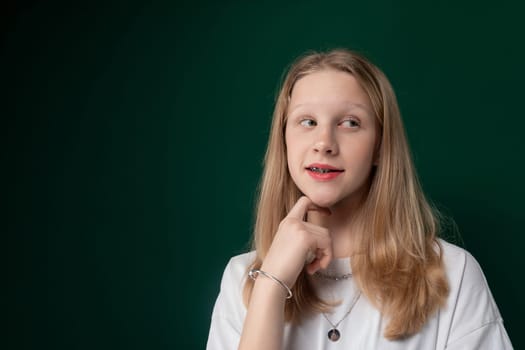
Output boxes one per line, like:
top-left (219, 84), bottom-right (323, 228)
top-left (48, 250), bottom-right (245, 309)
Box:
top-left (207, 239), bottom-right (513, 349)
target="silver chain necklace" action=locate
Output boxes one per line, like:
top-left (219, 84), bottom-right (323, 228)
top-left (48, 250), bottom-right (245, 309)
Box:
top-left (314, 271), bottom-right (352, 281)
top-left (323, 291), bottom-right (361, 342)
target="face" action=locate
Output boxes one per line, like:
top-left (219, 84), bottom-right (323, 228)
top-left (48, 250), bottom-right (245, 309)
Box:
top-left (285, 69), bottom-right (378, 209)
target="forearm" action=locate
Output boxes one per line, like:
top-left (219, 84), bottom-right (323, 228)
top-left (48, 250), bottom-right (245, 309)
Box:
top-left (238, 277), bottom-right (287, 350)
top-left (238, 197), bottom-right (332, 349)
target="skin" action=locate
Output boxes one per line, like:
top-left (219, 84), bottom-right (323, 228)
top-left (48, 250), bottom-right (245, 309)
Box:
top-left (285, 69), bottom-right (378, 258)
top-left (238, 69), bottom-right (378, 350)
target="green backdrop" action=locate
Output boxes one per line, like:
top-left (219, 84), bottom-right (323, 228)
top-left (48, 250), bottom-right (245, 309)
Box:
top-left (5, 0), bottom-right (524, 349)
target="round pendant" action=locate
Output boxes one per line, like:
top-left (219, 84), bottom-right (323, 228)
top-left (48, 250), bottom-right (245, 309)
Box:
top-left (328, 328), bottom-right (340, 342)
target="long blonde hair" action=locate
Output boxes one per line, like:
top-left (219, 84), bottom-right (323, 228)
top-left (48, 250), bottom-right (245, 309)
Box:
top-left (243, 49), bottom-right (449, 340)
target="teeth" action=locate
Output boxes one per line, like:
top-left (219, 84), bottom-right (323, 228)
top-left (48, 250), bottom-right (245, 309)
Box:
top-left (310, 167), bottom-right (333, 174)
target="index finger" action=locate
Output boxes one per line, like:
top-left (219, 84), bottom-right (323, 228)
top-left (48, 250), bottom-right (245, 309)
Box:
top-left (287, 196), bottom-right (313, 220)
top-left (286, 196), bottom-right (315, 220)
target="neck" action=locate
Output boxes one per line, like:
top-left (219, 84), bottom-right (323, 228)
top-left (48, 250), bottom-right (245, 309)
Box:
top-left (307, 192), bottom-right (366, 259)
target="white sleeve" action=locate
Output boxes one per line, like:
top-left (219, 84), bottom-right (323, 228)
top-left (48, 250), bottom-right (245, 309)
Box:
top-left (207, 314), bottom-right (241, 350)
top-left (445, 251), bottom-right (513, 349)
top-left (446, 321), bottom-right (512, 349)
top-left (206, 256), bottom-right (248, 350)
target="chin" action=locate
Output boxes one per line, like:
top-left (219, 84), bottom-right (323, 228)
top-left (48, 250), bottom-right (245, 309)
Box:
top-left (305, 193), bottom-right (339, 208)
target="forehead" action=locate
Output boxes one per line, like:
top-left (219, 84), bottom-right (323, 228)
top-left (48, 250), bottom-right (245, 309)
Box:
top-left (288, 69), bottom-right (372, 114)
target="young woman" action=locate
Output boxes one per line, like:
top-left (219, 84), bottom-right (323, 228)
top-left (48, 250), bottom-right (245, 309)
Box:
top-left (206, 49), bottom-right (513, 349)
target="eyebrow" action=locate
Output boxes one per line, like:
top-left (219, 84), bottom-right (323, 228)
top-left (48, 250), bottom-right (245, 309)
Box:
top-left (288, 102), bottom-right (371, 115)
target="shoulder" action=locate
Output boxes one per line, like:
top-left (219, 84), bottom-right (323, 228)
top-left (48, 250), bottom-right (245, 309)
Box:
top-left (439, 238), bottom-right (470, 267)
top-left (227, 250), bottom-right (257, 271)
top-left (207, 252), bottom-right (256, 349)
top-left (438, 239), bottom-right (494, 297)
top-left (437, 239), bottom-right (506, 345)
top-left (220, 251), bottom-right (256, 287)
top-left (212, 251), bottom-right (256, 316)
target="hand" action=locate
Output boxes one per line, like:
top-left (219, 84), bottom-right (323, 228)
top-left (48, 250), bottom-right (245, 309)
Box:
top-left (260, 196), bottom-right (333, 288)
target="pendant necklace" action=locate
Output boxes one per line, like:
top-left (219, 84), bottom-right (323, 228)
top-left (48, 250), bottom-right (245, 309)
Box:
top-left (323, 291), bottom-right (361, 342)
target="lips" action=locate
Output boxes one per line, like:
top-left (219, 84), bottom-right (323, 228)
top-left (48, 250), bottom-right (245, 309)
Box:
top-left (306, 163), bottom-right (344, 173)
top-left (305, 163), bottom-right (344, 181)
top-left (307, 167), bottom-right (341, 174)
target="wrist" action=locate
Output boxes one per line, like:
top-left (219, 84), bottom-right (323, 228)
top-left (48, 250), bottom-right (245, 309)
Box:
top-left (249, 269), bottom-right (293, 299)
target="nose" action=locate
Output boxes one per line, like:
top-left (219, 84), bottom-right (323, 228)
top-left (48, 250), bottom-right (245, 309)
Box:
top-left (313, 128), bottom-right (338, 155)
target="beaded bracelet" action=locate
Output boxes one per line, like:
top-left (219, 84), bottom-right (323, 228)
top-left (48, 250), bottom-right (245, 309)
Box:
top-left (248, 269), bottom-right (293, 299)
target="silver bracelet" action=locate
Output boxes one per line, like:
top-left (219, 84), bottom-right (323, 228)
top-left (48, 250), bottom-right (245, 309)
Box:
top-left (248, 269), bottom-right (293, 299)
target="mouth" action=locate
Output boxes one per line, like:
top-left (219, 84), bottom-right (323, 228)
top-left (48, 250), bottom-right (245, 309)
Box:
top-left (306, 167), bottom-right (344, 174)
top-left (305, 164), bottom-right (344, 181)
top-left (305, 163), bottom-right (344, 174)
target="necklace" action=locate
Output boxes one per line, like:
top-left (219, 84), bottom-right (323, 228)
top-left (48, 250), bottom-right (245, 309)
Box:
top-left (314, 271), bottom-right (352, 281)
top-left (323, 291), bottom-right (361, 342)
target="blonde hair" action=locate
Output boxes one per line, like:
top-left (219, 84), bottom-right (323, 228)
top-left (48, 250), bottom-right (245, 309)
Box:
top-left (243, 49), bottom-right (449, 340)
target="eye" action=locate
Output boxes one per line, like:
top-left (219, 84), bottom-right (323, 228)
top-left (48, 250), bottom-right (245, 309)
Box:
top-left (299, 119), bottom-right (317, 127)
top-left (340, 118), bottom-right (360, 128)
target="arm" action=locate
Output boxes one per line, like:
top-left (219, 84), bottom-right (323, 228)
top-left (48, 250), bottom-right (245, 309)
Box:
top-left (444, 248), bottom-right (513, 349)
top-left (207, 256), bottom-right (248, 350)
top-left (237, 274), bottom-right (287, 349)
top-left (446, 321), bottom-right (513, 349)
top-left (238, 196), bottom-right (332, 350)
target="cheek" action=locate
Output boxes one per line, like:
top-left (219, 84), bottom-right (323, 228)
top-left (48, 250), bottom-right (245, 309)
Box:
top-left (285, 143), bottom-right (307, 182)
top-left (286, 144), bottom-right (300, 174)
top-left (347, 138), bottom-right (377, 166)
top-left (284, 127), bottom-right (292, 160)
top-left (284, 135), bottom-right (295, 172)
top-left (285, 133), bottom-right (304, 163)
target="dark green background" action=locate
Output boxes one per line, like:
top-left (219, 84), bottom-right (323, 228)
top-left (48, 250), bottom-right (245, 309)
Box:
top-left (5, 0), bottom-right (524, 349)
